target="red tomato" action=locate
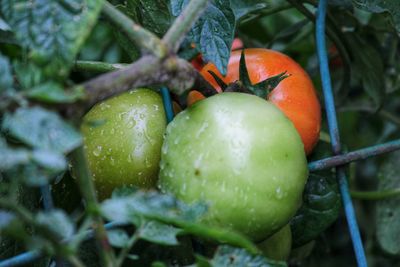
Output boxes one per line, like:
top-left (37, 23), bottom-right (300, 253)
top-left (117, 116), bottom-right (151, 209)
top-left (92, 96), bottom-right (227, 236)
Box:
top-left (197, 48), bottom-right (321, 155)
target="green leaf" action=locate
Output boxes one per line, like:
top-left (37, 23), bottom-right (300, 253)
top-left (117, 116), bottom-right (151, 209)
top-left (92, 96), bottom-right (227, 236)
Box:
top-left (230, 0), bottom-right (268, 19)
top-left (0, 53), bottom-right (13, 92)
top-left (139, 221), bottom-right (182, 246)
top-left (13, 61), bottom-right (44, 90)
top-left (7, 162), bottom-right (58, 186)
top-left (172, 0), bottom-right (235, 75)
top-left (206, 245), bottom-right (286, 267)
top-left (1, 0), bottom-right (103, 78)
top-left (26, 82), bottom-right (85, 104)
top-left (2, 107), bottom-right (82, 154)
top-left (291, 174), bottom-right (341, 248)
top-left (101, 191), bottom-right (207, 226)
top-left (31, 150), bottom-right (67, 172)
top-left (353, 0), bottom-right (400, 33)
top-left (127, 0), bottom-right (172, 38)
top-left (107, 229), bottom-right (130, 248)
top-left (36, 209), bottom-right (75, 240)
top-left (0, 138), bottom-right (31, 170)
top-left (348, 35), bottom-right (385, 108)
top-left (151, 261), bottom-right (167, 267)
top-left (376, 151), bottom-right (400, 255)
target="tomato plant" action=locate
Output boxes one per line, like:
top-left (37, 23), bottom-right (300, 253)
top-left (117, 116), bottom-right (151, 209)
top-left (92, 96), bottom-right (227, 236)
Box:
top-left (2, 0), bottom-right (400, 266)
top-left (159, 93), bottom-right (308, 241)
top-left (81, 88), bottom-right (166, 199)
top-left (257, 224), bottom-right (292, 261)
top-left (196, 48), bottom-right (321, 155)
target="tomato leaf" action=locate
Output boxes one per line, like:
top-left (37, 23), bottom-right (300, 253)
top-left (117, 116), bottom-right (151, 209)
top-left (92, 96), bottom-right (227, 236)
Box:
top-left (36, 210), bottom-right (75, 241)
top-left (107, 229), bottom-right (130, 248)
top-left (126, 0), bottom-right (172, 38)
top-left (376, 151), bottom-right (400, 255)
top-left (138, 221), bottom-right (182, 246)
top-left (1, 0), bottom-right (103, 79)
top-left (101, 191), bottom-right (207, 226)
top-left (200, 245), bottom-right (286, 267)
top-left (0, 137), bottom-right (31, 170)
top-left (172, 0), bottom-right (235, 75)
top-left (113, 0), bottom-right (173, 59)
top-left (347, 35), bottom-right (385, 109)
top-left (353, 0), bottom-right (400, 33)
top-left (26, 82), bottom-right (85, 104)
top-left (291, 174), bottom-right (341, 248)
top-left (0, 53), bottom-right (13, 92)
top-left (2, 107), bottom-right (82, 154)
top-left (230, 0), bottom-right (268, 20)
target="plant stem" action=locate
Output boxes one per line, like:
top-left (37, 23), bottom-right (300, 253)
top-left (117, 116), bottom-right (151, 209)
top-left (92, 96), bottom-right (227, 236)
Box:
top-left (70, 147), bottom-right (116, 267)
top-left (351, 189), bottom-right (400, 200)
top-left (68, 55), bottom-right (216, 117)
top-left (101, 1), bottom-right (167, 58)
top-left (74, 61), bottom-right (128, 73)
top-left (67, 255), bottom-right (86, 267)
top-left (146, 215), bottom-right (260, 255)
top-left (240, 3), bottom-right (293, 24)
top-left (163, 0), bottom-right (208, 53)
top-left (338, 106), bottom-right (400, 127)
top-left (115, 226), bottom-right (142, 267)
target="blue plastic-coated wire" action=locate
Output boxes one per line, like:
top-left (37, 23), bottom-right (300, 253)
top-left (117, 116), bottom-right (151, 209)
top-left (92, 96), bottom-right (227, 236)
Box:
top-left (40, 185), bottom-right (54, 210)
top-left (308, 139), bottom-right (400, 171)
top-left (0, 222), bottom-right (127, 267)
top-left (0, 251), bottom-right (41, 267)
top-left (316, 0), bottom-right (368, 266)
top-left (161, 87), bottom-right (174, 123)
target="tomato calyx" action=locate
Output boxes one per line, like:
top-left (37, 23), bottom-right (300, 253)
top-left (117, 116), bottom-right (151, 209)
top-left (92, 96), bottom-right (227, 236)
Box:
top-left (206, 50), bottom-right (290, 98)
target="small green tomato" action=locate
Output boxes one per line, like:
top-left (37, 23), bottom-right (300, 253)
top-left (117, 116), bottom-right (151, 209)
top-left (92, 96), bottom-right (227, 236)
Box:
top-left (81, 88), bottom-right (166, 199)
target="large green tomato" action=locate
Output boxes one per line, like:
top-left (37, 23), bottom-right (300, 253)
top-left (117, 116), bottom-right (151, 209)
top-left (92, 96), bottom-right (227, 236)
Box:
top-left (159, 93), bottom-right (308, 241)
top-left (81, 88), bottom-right (166, 199)
top-left (257, 224), bottom-right (292, 261)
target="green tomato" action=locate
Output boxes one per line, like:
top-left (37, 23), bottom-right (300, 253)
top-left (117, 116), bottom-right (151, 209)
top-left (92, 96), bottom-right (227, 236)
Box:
top-left (81, 88), bottom-right (166, 199)
top-left (159, 93), bottom-right (308, 241)
top-left (257, 224), bottom-right (292, 261)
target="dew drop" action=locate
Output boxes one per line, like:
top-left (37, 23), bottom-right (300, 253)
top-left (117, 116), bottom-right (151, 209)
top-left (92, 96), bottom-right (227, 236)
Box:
top-left (93, 146), bottom-right (102, 157)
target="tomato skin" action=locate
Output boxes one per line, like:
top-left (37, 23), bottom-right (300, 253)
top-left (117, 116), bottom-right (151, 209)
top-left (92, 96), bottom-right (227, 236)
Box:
top-left (81, 89), bottom-right (166, 199)
top-left (257, 224), bottom-right (292, 261)
top-left (159, 93), bottom-right (308, 241)
top-left (200, 49), bottom-right (321, 155)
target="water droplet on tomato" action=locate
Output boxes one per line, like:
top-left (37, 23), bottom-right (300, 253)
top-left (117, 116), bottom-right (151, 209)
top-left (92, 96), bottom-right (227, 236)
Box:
top-left (275, 186), bottom-right (283, 199)
top-left (93, 146), bottom-right (102, 156)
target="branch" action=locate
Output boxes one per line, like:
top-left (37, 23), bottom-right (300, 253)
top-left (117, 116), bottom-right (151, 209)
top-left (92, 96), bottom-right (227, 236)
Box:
top-left (102, 1), bottom-right (167, 58)
top-left (66, 55), bottom-right (217, 117)
top-left (73, 61), bottom-right (128, 73)
top-left (70, 147), bottom-right (116, 267)
top-left (163, 0), bottom-right (209, 52)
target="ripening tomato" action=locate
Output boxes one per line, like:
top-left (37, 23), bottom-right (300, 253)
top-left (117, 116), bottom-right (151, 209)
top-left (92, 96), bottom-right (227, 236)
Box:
top-left (197, 48), bottom-right (321, 155)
